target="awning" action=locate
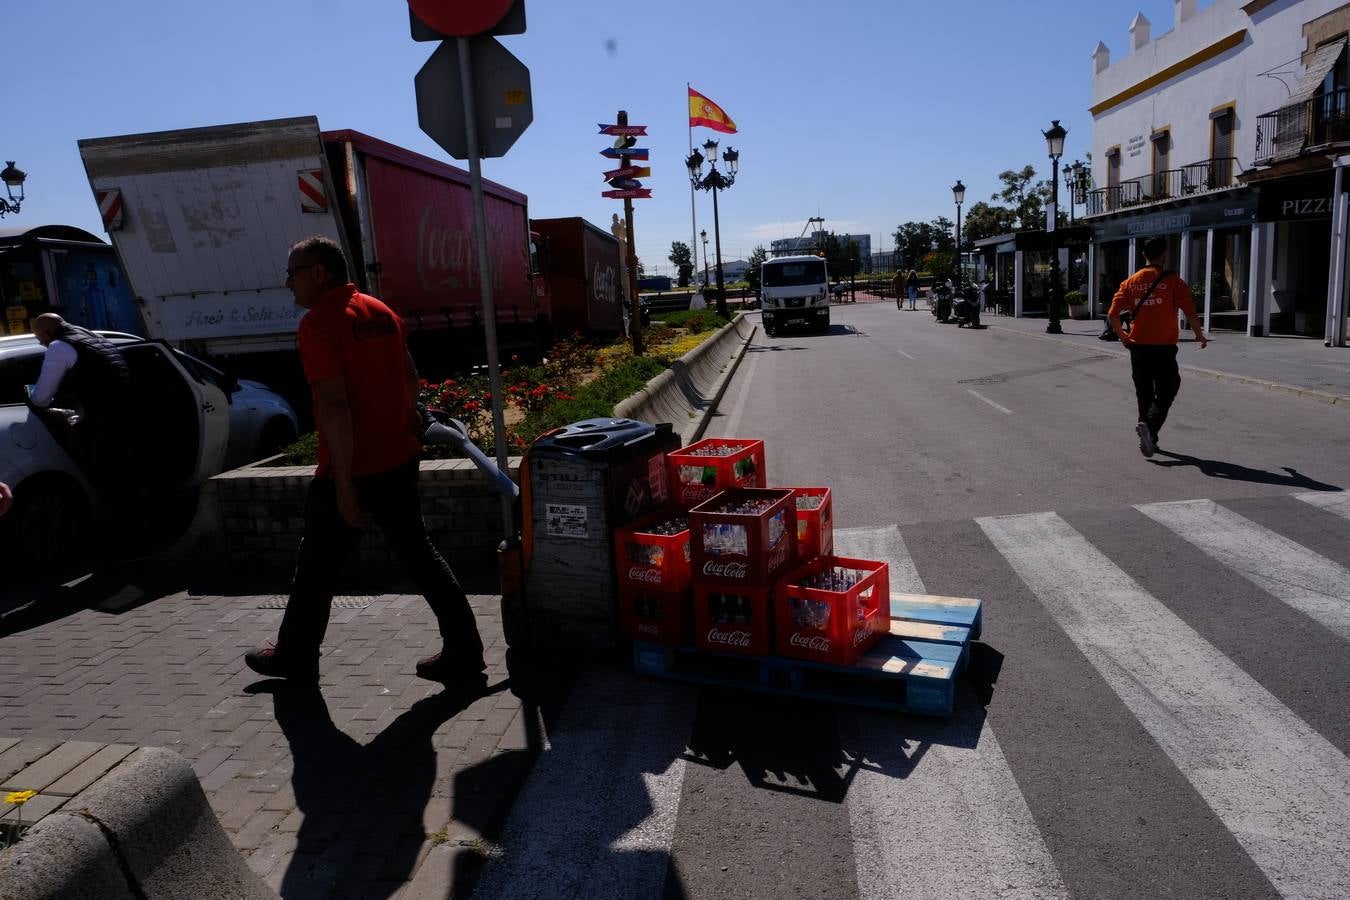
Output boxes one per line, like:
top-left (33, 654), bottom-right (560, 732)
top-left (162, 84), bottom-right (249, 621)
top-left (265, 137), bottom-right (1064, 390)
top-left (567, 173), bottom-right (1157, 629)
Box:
top-left (1288, 40), bottom-right (1346, 105)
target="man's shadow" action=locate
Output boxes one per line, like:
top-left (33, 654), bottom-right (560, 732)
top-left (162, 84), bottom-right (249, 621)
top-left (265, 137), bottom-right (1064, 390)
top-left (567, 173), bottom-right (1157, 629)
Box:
top-left (1149, 450), bottom-right (1342, 491)
top-left (254, 678), bottom-right (506, 899)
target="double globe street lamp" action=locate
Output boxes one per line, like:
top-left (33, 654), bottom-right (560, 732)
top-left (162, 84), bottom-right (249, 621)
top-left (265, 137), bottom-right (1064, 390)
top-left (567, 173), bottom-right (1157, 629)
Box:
top-left (687, 139), bottom-right (738, 319)
top-left (0, 161), bottom-right (27, 218)
top-left (1043, 120), bottom-right (1067, 335)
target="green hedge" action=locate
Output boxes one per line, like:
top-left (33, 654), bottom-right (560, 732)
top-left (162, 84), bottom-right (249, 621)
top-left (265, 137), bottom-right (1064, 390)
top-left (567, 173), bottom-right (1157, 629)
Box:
top-left (653, 310), bottom-right (730, 333)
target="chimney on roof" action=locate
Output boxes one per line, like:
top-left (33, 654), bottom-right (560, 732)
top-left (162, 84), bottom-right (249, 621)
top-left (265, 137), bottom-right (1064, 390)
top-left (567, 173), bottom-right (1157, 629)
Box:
top-left (1130, 12), bottom-right (1151, 52)
top-left (1175, 0), bottom-right (1197, 27)
top-left (1093, 41), bottom-right (1111, 75)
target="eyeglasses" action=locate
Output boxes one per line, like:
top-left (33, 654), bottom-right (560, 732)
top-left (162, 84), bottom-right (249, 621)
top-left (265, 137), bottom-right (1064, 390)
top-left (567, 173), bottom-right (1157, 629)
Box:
top-left (285, 263), bottom-right (320, 280)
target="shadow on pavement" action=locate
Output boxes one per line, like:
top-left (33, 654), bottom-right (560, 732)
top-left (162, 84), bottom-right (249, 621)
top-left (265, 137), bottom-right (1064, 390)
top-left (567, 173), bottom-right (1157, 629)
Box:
top-left (1149, 451), bottom-right (1343, 491)
top-left (254, 677), bottom-right (508, 899)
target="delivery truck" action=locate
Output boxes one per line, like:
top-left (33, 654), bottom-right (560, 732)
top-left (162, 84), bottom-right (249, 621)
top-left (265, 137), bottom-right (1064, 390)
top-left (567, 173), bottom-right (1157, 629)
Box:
top-left (529, 216), bottom-right (623, 335)
top-left (77, 116), bottom-right (551, 381)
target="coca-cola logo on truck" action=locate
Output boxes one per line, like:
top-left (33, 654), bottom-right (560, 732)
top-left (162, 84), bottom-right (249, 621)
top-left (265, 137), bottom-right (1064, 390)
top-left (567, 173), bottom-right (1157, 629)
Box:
top-left (627, 566), bottom-right (664, 584)
top-left (702, 560), bottom-right (749, 579)
top-left (706, 628), bottom-right (751, 648)
top-left (593, 262), bottom-right (618, 305)
top-left (416, 205), bottom-right (505, 293)
top-left (637, 623), bottom-right (660, 636)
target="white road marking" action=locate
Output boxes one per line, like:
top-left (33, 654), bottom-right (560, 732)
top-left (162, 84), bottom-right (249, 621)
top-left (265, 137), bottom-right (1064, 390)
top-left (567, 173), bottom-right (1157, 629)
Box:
top-left (834, 526), bottom-right (1067, 899)
top-left (967, 388), bottom-right (1013, 415)
top-left (472, 670), bottom-right (695, 899)
top-left (1137, 499), bottom-right (1350, 641)
top-left (721, 334), bottom-right (762, 437)
top-left (895, 348), bottom-right (916, 360)
top-left (1295, 491), bottom-right (1350, 521)
top-left (977, 511), bottom-right (1350, 900)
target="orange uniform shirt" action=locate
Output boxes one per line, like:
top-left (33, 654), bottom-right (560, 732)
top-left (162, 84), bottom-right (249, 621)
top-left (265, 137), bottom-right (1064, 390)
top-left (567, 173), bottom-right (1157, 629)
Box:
top-left (1107, 266), bottom-right (1198, 345)
top-left (299, 284), bottom-right (423, 479)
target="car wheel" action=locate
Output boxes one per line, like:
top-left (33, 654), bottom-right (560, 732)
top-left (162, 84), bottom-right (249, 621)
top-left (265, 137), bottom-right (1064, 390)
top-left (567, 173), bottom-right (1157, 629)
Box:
top-left (4, 478), bottom-right (90, 571)
top-left (257, 418), bottom-right (297, 460)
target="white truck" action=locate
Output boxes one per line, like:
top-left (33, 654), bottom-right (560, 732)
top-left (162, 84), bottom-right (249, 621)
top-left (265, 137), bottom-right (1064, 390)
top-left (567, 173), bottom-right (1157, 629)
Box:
top-left (759, 255), bottom-right (830, 336)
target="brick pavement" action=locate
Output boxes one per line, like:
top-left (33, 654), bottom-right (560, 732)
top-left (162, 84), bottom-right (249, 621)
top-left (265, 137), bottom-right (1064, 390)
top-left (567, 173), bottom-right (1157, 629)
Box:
top-left (0, 577), bottom-right (574, 899)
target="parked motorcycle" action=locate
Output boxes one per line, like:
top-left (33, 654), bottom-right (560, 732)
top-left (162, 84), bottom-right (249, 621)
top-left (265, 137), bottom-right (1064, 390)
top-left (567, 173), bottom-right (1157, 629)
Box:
top-left (950, 286), bottom-right (983, 328)
top-left (930, 283), bottom-right (952, 323)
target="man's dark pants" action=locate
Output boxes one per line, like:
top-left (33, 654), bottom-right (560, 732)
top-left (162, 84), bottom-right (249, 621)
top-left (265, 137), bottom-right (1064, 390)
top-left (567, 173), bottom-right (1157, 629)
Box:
top-left (1128, 343), bottom-right (1181, 441)
top-left (277, 460), bottom-right (484, 669)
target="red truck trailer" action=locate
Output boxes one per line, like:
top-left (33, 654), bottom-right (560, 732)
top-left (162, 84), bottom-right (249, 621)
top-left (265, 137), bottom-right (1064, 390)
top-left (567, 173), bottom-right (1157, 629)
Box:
top-left (79, 117), bottom-right (551, 379)
top-left (529, 217), bottom-right (623, 335)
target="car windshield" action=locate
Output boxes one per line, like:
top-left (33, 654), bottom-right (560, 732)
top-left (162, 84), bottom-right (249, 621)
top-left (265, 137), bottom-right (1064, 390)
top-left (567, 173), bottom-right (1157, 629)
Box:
top-left (763, 261), bottom-right (826, 287)
top-left (0, 352), bottom-right (44, 406)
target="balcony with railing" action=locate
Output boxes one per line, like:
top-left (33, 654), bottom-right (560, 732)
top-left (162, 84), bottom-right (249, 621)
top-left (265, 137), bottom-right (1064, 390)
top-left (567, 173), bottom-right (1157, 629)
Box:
top-left (1084, 158), bottom-right (1239, 216)
top-left (1254, 88), bottom-right (1350, 165)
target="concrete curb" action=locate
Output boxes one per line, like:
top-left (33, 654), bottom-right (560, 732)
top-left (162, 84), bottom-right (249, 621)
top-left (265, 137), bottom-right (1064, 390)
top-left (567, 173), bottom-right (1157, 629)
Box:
top-left (987, 323), bottom-right (1350, 409)
top-left (0, 747), bottom-right (277, 900)
top-left (614, 314), bottom-right (758, 442)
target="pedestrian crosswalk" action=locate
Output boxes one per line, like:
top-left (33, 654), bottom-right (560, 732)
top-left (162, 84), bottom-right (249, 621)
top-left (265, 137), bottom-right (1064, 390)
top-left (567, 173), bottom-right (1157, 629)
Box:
top-left (475, 492), bottom-right (1350, 900)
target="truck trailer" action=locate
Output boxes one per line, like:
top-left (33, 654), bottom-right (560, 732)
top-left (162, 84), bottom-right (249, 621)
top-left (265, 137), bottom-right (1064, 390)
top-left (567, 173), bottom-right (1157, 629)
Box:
top-left (77, 116), bottom-right (550, 379)
top-left (529, 216), bottom-right (623, 336)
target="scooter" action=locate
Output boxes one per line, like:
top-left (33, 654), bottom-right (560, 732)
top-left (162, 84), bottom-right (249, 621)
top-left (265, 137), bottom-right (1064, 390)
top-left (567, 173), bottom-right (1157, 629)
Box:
top-left (930, 283), bottom-right (952, 323)
top-left (950, 286), bottom-right (983, 328)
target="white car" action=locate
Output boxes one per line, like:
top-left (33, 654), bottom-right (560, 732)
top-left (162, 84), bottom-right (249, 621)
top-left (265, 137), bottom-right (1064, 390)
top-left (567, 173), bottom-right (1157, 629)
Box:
top-left (0, 332), bottom-right (295, 566)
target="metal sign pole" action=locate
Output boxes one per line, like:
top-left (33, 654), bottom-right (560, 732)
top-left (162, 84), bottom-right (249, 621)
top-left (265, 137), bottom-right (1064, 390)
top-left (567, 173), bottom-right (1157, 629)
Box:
top-left (457, 36), bottom-right (514, 537)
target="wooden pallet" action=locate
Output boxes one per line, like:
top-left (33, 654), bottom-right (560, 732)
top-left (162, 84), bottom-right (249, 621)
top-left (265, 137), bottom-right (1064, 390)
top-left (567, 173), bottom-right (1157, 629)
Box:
top-left (633, 592), bottom-right (982, 716)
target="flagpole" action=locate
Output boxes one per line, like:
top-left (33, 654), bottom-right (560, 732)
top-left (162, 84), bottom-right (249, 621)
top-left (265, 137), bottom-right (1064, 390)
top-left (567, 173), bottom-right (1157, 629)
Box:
top-left (688, 83), bottom-right (699, 291)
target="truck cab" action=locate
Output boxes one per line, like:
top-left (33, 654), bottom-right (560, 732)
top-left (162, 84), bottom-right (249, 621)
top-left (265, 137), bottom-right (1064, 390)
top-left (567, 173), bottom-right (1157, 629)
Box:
top-left (760, 255), bottom-right (830, 336)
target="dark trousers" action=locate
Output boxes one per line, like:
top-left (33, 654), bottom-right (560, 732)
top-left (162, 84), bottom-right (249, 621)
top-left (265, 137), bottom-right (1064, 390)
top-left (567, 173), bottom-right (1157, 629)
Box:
top-left (1128, 344), bottom-right (1181, 440)
top-left (277, 461), bottom-right (484, 668)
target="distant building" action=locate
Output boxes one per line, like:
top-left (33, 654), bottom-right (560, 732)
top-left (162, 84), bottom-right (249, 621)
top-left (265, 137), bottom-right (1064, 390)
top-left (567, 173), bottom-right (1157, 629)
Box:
top-left (770, 232), bottom-right (873, 271)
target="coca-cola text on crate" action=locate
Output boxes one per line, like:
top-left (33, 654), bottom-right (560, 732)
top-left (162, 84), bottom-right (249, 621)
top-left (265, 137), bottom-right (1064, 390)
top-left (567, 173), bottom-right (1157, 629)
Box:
top-left (692, 582), bottom-right (773, 656)
top-left (667, 438), bottom-right (766, 508)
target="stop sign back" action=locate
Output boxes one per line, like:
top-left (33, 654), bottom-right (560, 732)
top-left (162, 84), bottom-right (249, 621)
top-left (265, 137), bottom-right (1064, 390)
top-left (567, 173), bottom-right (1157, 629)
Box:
top-left (408, 0), bottom-right (513, 37)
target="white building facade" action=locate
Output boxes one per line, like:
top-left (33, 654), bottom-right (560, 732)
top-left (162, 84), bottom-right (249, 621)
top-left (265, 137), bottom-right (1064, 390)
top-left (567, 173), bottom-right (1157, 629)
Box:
top-left (1086, 0), bottom-right (1350, 345)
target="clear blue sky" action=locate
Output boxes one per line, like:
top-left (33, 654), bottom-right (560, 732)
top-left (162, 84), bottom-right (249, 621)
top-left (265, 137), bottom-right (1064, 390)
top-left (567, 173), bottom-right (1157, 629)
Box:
top-left (13, 0), bottom-right (1196, 274)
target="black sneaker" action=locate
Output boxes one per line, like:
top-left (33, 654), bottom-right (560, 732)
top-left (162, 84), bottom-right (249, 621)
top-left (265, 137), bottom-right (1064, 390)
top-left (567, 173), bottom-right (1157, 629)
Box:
top-left (415, 651), bottom-right (488, 688)
top-left (1135, 422), bottom-right (1157, 458)
top-left (244, 644), bottom-right (319, 683)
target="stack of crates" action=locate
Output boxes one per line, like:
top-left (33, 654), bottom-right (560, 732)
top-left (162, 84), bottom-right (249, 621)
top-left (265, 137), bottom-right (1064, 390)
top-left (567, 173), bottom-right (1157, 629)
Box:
top-left (688, 487), bottom-right (797, 656)
top-left (615, 509), bottom-right (693, 645)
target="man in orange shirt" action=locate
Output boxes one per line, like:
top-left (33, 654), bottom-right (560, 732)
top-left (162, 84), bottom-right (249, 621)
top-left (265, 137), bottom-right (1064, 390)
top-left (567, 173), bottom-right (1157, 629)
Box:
top-left (245, 236), bottom-right (485, 688)
top-left (1107, 236), bottom-right (1209, 458)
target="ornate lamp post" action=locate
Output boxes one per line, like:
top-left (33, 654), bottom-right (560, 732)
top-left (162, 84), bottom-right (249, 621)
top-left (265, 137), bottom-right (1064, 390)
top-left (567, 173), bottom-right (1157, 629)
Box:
top-left (1043, 120), bottom-right (1067, 335)
top-left (687, 139), bottom-right (738, 318)
top-left (952, 179), bottom-right (966, 296)
top-left (700, 228), bottom-right (710, 288)
top-left (0, 161), bottom-right (27, 217)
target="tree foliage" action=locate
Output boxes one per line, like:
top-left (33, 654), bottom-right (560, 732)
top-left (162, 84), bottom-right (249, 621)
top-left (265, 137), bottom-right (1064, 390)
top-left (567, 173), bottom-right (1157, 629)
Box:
top-left (746, 245), bottom-right (767, 293)
top-left (892, 218), bottom-right (958, 271)
top-left (961, 201), bottom-right (1018, 245)
top-left (668, 241), bottom-right (695, 287)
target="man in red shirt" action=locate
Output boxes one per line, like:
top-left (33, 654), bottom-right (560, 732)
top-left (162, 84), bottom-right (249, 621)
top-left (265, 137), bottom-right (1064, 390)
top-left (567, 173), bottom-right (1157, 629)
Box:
top-left (1107, 236), bottom-right (1209, 458)
top-left (245, 236), bottom-right (485, 688)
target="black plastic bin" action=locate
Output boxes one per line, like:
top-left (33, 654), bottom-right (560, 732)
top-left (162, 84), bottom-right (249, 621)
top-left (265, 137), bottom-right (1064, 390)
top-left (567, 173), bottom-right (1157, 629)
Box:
top-left (521, 418), bottom-right (680, 649)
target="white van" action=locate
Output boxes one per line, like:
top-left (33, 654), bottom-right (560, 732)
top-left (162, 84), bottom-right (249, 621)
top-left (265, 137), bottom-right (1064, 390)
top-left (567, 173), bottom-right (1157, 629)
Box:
top-left (759, 255), bottom-right (830, 335)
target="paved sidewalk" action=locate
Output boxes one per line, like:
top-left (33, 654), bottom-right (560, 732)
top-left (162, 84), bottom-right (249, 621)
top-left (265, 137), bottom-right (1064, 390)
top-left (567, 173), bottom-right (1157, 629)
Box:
top-left (0, 571), bottom-right (576, 899)
top-left (981, 314), bottom-right (1350, 405)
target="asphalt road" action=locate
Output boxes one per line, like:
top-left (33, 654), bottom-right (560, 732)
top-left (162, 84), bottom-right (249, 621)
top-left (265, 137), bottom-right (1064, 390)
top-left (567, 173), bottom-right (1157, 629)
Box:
top-left (480, 302), bottom-right (1350, 899)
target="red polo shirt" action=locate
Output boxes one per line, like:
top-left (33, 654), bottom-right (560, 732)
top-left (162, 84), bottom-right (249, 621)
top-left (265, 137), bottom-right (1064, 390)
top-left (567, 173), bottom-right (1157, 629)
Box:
top-left (298, 284), bottom-right (422, 479)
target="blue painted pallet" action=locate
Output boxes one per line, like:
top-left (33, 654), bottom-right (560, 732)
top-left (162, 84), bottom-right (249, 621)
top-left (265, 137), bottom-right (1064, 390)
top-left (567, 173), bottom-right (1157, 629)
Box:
top-left (632, 592), bottom-right (983, 717)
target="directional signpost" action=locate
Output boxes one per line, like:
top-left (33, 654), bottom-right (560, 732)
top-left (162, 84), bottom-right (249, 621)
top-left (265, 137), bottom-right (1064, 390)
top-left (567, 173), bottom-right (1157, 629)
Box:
top-left (601, 111), bottom-right (650, 353)
top-left (409, 0), bottom-right (533, 538)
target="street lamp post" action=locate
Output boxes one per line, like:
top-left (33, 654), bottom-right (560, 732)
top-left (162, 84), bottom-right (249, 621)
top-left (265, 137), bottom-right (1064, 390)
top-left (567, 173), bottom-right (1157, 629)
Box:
top-left (687, 140), bottom-right (738, 319)
top-left (952, 180), bottom-right (966, 297)
top-left (1043, 120), bottom-right (1067, 335)
top-left (0, 161), bottom-right (27, 218)
top-left (700, 228), bottom-right (709, 288)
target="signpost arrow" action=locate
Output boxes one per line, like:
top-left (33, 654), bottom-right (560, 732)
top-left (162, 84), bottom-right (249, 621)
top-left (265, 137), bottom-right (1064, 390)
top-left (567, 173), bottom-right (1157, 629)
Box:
top-left (602, 165), bottom-right (650, 180)
top-left (416, 37), bottom-right (533, 160)
top-left (605, 176), bottom-right (642, 191)
top-left (602, 188), bottom-right (652, 199)
top-left (598, 124), bottom-right (647, 136)
top-left (599, 147), bottom-right (649, 160)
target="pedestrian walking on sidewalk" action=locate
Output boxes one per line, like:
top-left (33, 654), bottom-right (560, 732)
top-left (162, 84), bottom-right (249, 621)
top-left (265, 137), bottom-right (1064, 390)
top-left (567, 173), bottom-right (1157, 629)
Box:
top-left (906, 269), bottom-right (920, 310)
top-left (245, 236), bottom-right (486, 688)
top-left (1107, 236), bottom-right (1208, 458)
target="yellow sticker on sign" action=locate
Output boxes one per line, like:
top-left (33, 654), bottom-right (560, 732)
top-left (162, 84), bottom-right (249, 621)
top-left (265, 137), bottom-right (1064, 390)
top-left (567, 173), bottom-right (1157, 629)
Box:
top-left (504, 89), bottom-right (526, 105)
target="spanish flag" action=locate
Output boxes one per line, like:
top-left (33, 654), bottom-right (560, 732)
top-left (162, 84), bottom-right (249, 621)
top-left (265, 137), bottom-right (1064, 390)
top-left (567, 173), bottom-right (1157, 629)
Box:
top-left (688, 87), bottom-right (737, 134)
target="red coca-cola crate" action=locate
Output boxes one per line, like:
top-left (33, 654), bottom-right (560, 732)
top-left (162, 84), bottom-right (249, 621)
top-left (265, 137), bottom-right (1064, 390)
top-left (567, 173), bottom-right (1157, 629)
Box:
top-left (615, 508), bottom-right (692, 591)
top-left (775, 556), bottom-right (889, 667)
top-left (619, 585), bottom-right (692, 646)
top-left (667, 438), bottom-right (766, 508)
top-left (785, 487), bottom-right (833, 561)
top-left (689, 488), bottom-right (797, 587)
top-left (692, 582), bottom-right (773, 657)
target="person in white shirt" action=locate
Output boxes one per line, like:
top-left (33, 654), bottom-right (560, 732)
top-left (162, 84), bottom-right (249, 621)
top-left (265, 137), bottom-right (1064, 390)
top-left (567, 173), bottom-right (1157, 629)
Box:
top-left (28, 331), bottom-right (78, 408)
